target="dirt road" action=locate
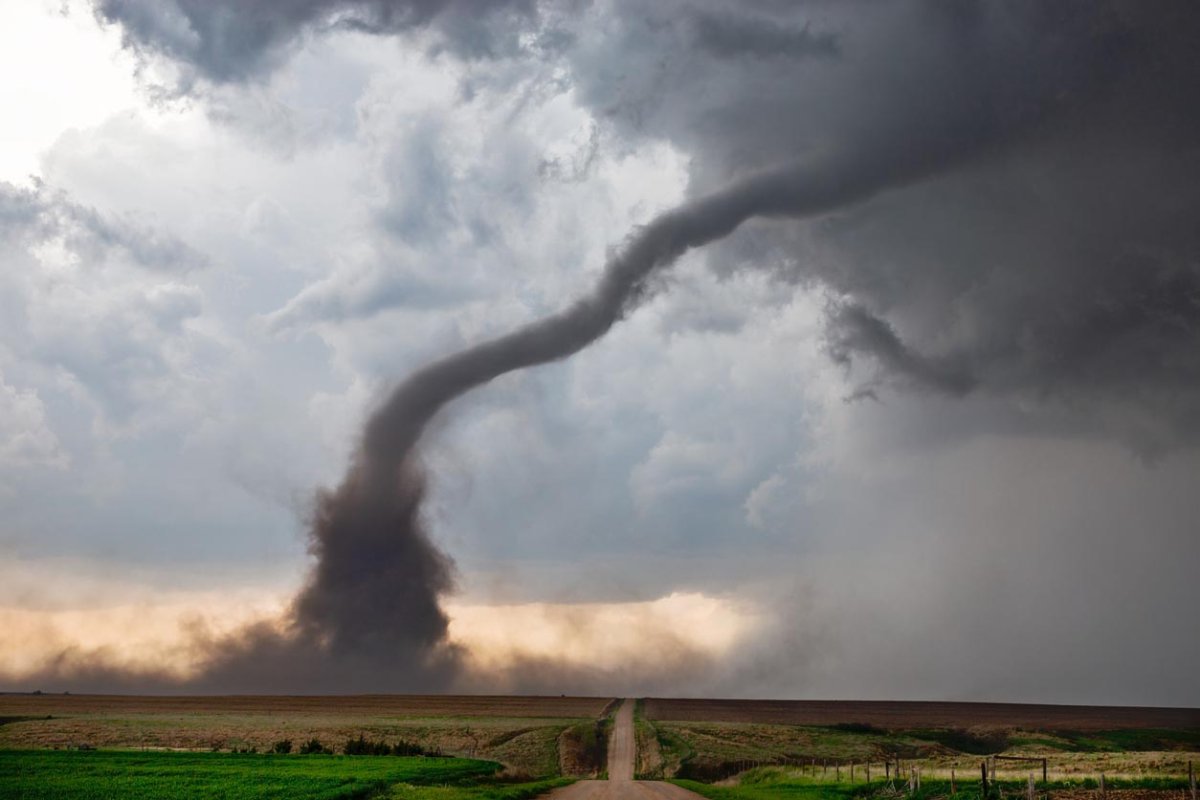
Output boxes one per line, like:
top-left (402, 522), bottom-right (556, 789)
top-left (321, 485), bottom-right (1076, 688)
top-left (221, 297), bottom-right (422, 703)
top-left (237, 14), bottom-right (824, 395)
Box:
top-left (606, 696), bottom-right (635, 781)
top-left (545, 699), bottom-right (706, 800)
top-left (546, 783), bottom-right (708, 800)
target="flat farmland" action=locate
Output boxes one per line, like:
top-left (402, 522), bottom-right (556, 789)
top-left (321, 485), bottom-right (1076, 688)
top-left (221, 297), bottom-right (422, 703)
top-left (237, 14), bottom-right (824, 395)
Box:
top-left (637, 700), bottom-right (1200, 785)
top-left (0, 694), bottom-right (616, 778)
top-left (642, 699), bottom-right (1200, 731)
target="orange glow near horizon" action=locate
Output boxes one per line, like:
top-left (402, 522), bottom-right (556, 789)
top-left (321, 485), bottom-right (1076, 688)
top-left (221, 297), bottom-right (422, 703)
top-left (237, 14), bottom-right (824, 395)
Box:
top-left (0, 564), bottom-right (760, 687)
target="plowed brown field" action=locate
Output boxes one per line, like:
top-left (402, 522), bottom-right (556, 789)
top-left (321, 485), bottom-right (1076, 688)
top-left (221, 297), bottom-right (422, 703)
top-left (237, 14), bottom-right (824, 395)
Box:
top-left (641, 699), bottom-right (1200, 731)
top-left (0, 693), bottom-right (612, 718)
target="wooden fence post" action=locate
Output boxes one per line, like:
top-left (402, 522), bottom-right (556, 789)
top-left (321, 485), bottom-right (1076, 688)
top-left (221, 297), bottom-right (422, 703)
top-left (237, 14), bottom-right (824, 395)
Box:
top-left (867, 763), bottom-right (871, 782)
top-left (1099, 773), bottom-right (1106, 799)
top-left (887, 762), bottom-right (891, 780)
top-left (1027, 773), bottom-right (1035, 800)
top-left (1189, 760), bottom-right (1195, 800)
top-left (1042, 759), bottom-right (1047, 784)
top-left (982, 761), bottom-right (989, 798)
top-left (952, 767), bottom-right (956, 794)
top-left (837, 762), bottom-right (842, 782)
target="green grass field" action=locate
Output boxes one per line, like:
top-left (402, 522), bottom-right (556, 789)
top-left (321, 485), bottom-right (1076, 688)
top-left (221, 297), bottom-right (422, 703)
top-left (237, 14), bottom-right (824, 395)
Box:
top-left (0, 749), bottom-right (572, 800)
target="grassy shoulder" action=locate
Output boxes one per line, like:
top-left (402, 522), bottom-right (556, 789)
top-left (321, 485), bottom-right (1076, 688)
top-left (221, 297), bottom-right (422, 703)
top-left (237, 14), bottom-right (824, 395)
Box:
top-left (0, 748), bottom-right (571, 800)
top-left (633, 700), bottom-right (667, 780)
top-left (561, 719), bottom-right (609, 778)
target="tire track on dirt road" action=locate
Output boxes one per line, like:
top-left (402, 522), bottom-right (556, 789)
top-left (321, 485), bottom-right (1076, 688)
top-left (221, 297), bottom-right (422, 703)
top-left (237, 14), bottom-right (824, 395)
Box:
top-left (544, 699), bottom-right (705, 799)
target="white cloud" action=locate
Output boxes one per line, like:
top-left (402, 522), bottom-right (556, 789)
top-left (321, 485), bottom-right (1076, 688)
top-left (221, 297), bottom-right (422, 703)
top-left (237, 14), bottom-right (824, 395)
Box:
top-left (0, 0), bottom-right (143, 185)
top-left (0, 373), bottom-right (68, 473)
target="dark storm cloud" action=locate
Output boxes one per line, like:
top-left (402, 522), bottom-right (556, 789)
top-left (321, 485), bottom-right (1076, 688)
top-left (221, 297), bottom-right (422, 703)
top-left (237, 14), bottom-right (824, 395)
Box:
top-left (90, 0), bottom-right (536, 83)
top-left (568, 0), bottom-right (1200, 449)
top-left (690, 11), bottom-right (839, 61)
top-left (778, 130), bottom-right (1200, 452)
top-left (825, 303), bottom-right (975, 397)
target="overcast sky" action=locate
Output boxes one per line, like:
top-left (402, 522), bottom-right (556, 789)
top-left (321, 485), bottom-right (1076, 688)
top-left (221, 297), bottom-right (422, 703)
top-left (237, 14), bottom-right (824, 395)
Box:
top-left (1, 0), bottom-right (1198, 705)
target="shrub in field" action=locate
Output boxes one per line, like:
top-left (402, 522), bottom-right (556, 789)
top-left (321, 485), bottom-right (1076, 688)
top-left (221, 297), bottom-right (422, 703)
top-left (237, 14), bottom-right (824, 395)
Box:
top-left (343, 734), bottom-right (441, 756)
top-left (299, 738), bottom-right (331, 754)
top-left (393, 739), bottom-right (437, 757)
top-left (344, 734), bottom-right (392, 756)
top-left (272, 739), bottom-right (293, 754)
top-left (829, 722), bottom-right (881, 734)
top-left (913, 728), bottom-right (1009, 755)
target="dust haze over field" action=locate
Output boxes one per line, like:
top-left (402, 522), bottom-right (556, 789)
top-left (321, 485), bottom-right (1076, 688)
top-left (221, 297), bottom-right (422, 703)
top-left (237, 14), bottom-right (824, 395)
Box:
top-left (1, 2), bottom-right (1199, 701)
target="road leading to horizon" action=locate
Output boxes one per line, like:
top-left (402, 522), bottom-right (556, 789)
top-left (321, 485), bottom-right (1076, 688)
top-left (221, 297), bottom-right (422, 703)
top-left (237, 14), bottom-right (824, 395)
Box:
top-left (545, 699), bottom-right (705, 799)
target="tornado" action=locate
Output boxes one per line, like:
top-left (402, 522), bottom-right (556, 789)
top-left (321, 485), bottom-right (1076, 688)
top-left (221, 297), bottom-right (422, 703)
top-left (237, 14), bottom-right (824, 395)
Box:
top-left (271, 147), bottom-right (952, 689)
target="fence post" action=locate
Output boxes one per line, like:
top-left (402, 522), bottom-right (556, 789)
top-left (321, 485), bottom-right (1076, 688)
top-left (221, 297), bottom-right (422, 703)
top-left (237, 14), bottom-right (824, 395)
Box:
top-left (1189, 760), bottom-right (1195, 800)
top-left (952, 767), bottom-right (956, 794)
top-left (837, 762), bottom-right (842, 782)
top-left (1027, 773), bottom-right (1035, 800)
top-left (916, 766), bottom-right (921, 792)
top-left (867, 763), bottom-right (871, 782)
top-left (1099, 773), bottom-right (1106, 799)
top-left (887, 762), bottom-right (891, 780)
top-left (982, 761), bottom-right (989, 798)
top-left (1042, 759), bottom-right (1047, 784)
